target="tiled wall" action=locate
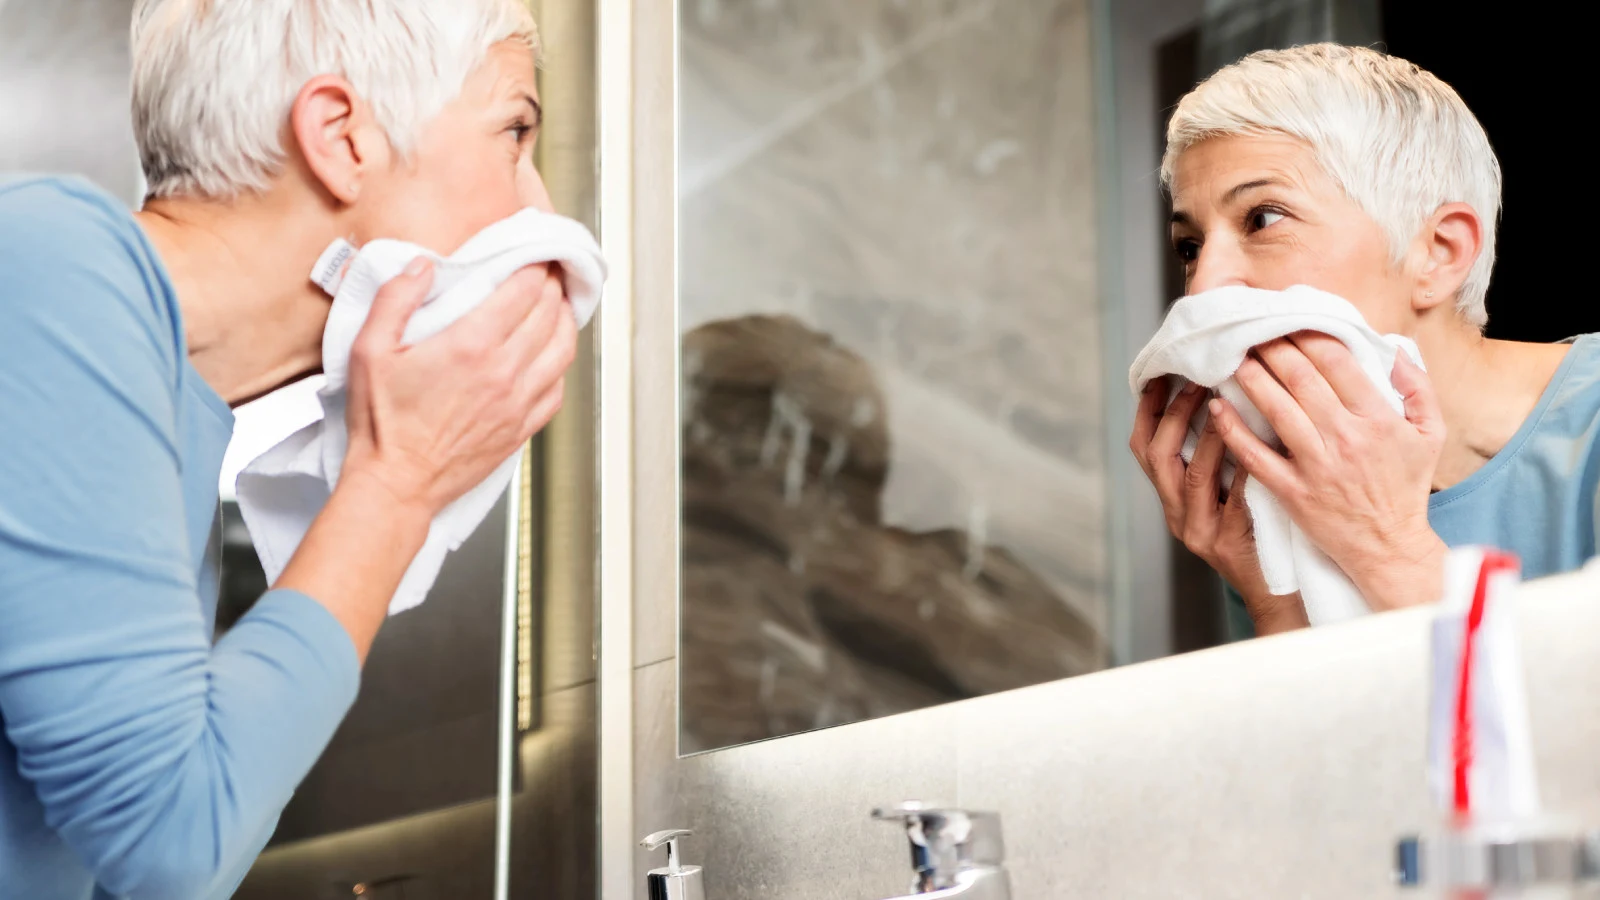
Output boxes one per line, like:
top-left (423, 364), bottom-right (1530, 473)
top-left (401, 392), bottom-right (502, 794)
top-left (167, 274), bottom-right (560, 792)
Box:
top-left (625, 1), bottom-right (1600, 897)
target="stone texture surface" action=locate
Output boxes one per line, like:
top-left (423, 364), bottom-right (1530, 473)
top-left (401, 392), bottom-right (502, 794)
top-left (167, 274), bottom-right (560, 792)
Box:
top-left (680, 316), bottom-right (1104, 752)
top-left (678, 0), bottom-right (1110, 752)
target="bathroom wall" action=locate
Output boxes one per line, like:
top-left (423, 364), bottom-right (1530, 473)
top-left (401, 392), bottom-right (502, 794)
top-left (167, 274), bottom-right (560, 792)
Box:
top-left (623, 1), bottom-right (1600, 898)
top-left (0, 0), bottom-right (145, 203)
top-left (632, 581), bottom-right (1600, 898)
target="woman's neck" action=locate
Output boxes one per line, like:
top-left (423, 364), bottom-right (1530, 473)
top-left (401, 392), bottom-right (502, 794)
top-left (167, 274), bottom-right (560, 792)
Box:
top-left (1413, 314), bottom-right (1571, 491)
top-left (134, 192), bottom-right (341, 406)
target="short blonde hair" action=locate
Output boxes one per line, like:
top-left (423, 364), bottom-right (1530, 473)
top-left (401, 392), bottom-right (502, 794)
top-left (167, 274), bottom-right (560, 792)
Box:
top-left (132, 0), bottom-right (540, 200)
top-left (1161, 43), bottom-right (1500, 326)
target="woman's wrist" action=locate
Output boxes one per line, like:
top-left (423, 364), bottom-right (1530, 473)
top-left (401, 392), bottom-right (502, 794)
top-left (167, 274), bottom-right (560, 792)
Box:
top-left (336, 455), bottom-right (437, 528)
top-left (274, 468), bottom-right (433, 664)
top-left (1348, 528), bottom-right (1450, 611)
top-left (1243, 589), bottom-right (1310, 635)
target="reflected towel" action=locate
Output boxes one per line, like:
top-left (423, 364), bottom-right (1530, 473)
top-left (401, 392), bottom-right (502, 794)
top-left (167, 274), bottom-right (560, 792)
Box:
top-left (1128, 284), bottom-right (1423, 626)
top-left (236, 208), bottom-right (607, 614)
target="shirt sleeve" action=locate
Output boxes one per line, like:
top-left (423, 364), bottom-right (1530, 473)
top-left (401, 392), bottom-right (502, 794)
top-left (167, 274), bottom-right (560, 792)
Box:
top-left (0, 182), bottom-right (361, 898)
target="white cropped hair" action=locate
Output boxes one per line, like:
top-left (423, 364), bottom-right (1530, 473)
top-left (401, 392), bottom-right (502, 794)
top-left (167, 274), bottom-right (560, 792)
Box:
top-left (131, 0), bottom-right (540, 200)
top-left (1161, 43), bottom-right (1501, 326)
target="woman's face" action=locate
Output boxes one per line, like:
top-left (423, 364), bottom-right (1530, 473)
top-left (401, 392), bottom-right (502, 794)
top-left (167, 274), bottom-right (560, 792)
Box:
top-left (354, 40), bottom-right (550, 254)
top-left (1167, 134), bottom-right (1415, 334)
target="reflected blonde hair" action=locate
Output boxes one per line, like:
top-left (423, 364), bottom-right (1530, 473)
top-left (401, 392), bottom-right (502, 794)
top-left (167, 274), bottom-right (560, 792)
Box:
top-left (132, 0), bottom-right (540, 200)
top-left (1162, 43), bottom-right (1500, 326)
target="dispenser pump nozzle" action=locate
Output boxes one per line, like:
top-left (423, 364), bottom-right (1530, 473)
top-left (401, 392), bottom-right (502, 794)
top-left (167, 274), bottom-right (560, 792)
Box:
top-left (640, 829), bottom-right (704, 900)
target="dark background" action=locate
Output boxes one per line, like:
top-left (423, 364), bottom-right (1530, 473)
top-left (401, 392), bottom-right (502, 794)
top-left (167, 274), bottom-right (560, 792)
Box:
top-left (1379, 2), bottom-right (1585, 343)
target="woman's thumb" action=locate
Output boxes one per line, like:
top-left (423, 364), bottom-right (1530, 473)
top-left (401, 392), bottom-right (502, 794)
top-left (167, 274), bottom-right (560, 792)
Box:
top-left (1392, 353), bottom-right (1444, 437)
top-left (363, 257), bottom-right (435, 348)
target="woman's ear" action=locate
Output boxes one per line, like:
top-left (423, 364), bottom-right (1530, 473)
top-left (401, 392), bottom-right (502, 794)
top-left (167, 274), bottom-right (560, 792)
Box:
top-left (1412, 201), bottom-right (1483, 313)
top-left (288, 75), bottom-right (388, 206)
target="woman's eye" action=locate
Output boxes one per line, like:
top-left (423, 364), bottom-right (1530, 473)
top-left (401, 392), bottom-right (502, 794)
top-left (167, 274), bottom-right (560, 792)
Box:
top-left (1249, 209), bottom-right (1285, 230)
top-left (1173, 238), bottom-right (1200, 263)
top-left (510, 125), bottom-right (532, 142)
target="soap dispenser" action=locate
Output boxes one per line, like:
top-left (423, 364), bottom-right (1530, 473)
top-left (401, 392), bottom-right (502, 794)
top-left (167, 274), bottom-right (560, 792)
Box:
top-left (641, 829), bottom-right (704, 900)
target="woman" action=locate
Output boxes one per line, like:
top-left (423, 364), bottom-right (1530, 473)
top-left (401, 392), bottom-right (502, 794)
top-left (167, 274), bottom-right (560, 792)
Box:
top-left (1130, 43), bottom-right (1599, 635)
top-left (0, 2), bottom-right (575, 897)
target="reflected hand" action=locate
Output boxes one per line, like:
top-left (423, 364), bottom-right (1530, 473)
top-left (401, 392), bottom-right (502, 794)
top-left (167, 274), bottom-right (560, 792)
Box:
top-left (1130, 377), bottom-right (1309, 634)
top-left (1210, 332), bottom-right (1448, 611)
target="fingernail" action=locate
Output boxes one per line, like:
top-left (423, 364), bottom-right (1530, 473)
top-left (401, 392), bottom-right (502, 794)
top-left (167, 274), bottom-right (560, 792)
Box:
top-left (1208, 399), bottom-right (1224, 417)
top-left (404, 257), bottom-right (432, 278)
top-left (1182, 381), bottom-right (1203, 396)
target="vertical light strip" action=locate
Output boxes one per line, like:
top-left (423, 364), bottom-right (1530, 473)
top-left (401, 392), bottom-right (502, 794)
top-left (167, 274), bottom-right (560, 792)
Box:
top-left (493, 453), bottom-right (526, 900)
top-left (668, 0), bottom-right (682, 760)
top-left (516, 446), bottom-right (535, 731)
top-left (596, 0), bottom-right (636, 894)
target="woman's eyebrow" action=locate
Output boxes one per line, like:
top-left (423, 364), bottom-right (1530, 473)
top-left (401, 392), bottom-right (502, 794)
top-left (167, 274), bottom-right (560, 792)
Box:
top-left (1169, 176), bottom-right (1291, 227)
top-left (1223, 177), bottom-right (1287, 204)
top-left (507, 90), bottom-right (543, 125)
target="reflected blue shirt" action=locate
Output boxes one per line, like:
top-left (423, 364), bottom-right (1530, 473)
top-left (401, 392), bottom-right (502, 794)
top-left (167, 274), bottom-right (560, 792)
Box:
top-left (1428, 334), bottom-right (1600, 574)
top-left (0, 177), bottom-right (360, 899)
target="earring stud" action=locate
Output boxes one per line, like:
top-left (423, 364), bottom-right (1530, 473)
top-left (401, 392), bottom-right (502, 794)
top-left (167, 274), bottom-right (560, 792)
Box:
top-left (1424, 290), bottom-right (1435, 299)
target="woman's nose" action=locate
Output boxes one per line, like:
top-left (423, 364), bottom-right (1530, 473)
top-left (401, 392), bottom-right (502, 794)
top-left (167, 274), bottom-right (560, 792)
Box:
top-left (523, 171), bottom-right (555, 214)
top-left (1185, 243), bottom-right (1251, 295)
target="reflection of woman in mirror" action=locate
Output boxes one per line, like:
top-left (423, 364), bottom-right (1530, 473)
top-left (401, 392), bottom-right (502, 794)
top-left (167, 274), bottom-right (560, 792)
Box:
top-left (1130, 44), bottom-right (1599, 635)
top-left (0, 2), bottom-right (576, 896)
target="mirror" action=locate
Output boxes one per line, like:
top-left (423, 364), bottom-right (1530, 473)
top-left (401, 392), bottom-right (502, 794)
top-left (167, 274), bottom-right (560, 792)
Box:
top-left (674, 0), bottom-right (1498, 755)
top-left (676, 0), bottom-right (1116, 755)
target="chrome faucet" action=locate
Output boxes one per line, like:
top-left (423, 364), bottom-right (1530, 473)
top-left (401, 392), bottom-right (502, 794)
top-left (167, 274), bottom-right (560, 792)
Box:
top-left (872, 802), bottom-right (1010, 899)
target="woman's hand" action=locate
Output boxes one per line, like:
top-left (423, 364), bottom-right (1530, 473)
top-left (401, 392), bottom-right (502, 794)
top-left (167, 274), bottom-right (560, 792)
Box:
top-left (276, 257), bottom-right (577, 662)
top-left (1131, 377), bottom-right (1309, 634)
top-left (1209, 332), bottom-right (1449, 611)
top-left (341, 257), bottom-right (577, 516)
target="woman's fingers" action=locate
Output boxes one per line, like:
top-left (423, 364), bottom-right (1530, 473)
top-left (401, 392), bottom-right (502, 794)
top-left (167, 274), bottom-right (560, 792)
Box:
top-left (1145, 381), bottom-right (1208, 507)
top-left (359, 258), bottom-right (435, 351)
top-left (1233, 354), bottom-right (1324, 458)
top-left (1210, 396), bottom-right (1300, 501)
top-left (452, 263), bottom-right (554, 348)
top-left (1290, 332), bottom-right (1391, 418)
top-left (497, 273), bottom-right (566, 385)
top-left (514, 306), bottom-right (578, 413)
top-left (1253, 337), bottom-right (1347, 432)
top-left (1219, 461), bottom-right (1255, 546)
top-left (519, 376), bottom-right (568, 438)
top-left (1391, 352), bottom-right (1446, 442)
top-left (341, 258), bottom-right (581, 519)
top-left (1181, 414), bottom-right (1227, 545)
top-left (1129, 378), bottom-right (1169, 474)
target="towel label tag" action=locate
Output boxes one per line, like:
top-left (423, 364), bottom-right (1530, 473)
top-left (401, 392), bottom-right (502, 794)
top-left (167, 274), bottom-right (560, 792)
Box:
top-left (310, 238), bottom-right (357, 297)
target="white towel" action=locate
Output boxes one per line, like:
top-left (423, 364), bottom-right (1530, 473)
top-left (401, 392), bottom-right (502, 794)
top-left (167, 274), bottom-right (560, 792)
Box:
top-left (236, 208), bottom-right (607, 615)
top-left (1128, 284), bottom-right (1424, 626)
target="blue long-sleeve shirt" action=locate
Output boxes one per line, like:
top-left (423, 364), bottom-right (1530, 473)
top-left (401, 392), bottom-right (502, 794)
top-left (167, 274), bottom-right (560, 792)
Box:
top-left (0, 176), bottom-right (360, 899)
